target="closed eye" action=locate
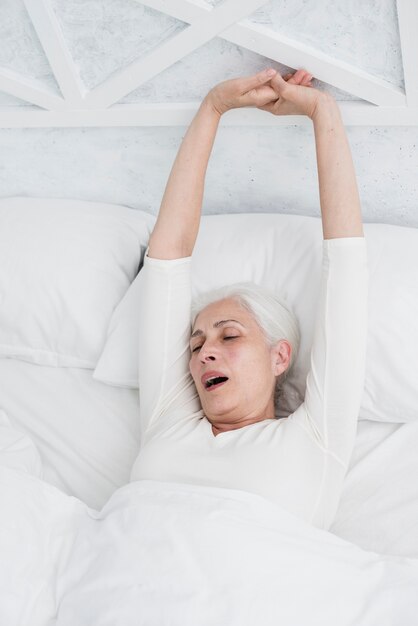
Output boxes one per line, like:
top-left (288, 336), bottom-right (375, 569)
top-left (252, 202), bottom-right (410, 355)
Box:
top-left (191, 336), bottom-right (239, 353)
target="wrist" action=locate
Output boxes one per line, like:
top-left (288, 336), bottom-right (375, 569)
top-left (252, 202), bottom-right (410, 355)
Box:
top-left (203, 91), bottom-right (226, 118)
top-left (310, 92), bottom-right (339, 123)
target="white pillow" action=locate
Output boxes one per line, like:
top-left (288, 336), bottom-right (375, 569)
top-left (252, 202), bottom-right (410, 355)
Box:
top-left (0, 197), bottom-right (155, 368)
top-left (93, 212), bottom-right (418, 424)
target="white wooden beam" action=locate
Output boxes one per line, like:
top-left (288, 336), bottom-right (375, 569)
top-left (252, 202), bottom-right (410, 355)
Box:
top-left (23, 0), bottom-right (85, 106)
top-left (224, 22), bottom-right (405, 107)
top-left (396, 0), bottom-right (418, 106)
top-left (139, 0), bottom-right (405, 106)
top-left (140, 0), bottom-right (209, 22)
top-left (0, 68), bottom-right (66, 110)
top-left (83, 0), bottom-right (273, 108)
top-left (0, 102), bottom-right (416, 127)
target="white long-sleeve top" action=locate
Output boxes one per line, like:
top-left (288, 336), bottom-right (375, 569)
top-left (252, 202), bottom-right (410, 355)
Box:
top-left (130, 237), bottom-right (368, 530)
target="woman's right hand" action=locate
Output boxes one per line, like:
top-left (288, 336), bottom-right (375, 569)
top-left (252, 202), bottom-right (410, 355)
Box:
top-left (258, 69), bottom-right (331, 119)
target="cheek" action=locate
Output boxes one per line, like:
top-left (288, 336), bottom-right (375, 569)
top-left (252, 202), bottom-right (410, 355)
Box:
top-left (188, 356), bottom-right (196, 378)
top-left (228, 343), bottom-right (262, 372)
top-left (238, 343), bottom-right (271, 377)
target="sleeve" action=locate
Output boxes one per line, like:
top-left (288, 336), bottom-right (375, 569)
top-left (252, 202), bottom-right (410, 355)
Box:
top-left (290, 236), bottom-right (369, 469)
top-left (136, 247), bottom-right (200, 439)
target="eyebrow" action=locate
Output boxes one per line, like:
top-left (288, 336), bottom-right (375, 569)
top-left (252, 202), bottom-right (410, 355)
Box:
top-left (190, 319), bottom-right (245, 340)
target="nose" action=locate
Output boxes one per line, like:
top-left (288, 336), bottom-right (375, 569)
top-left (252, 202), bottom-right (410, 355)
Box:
top-left (200, 354), bottom-right (216, 363)
top-left (199, 343), bottom-right (217, 363)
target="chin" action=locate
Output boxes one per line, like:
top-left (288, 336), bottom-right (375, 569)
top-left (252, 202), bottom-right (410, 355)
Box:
top-left (203, 400), bottom-right (234, 418)
top-left (199, 387), bottom-right (237, 416)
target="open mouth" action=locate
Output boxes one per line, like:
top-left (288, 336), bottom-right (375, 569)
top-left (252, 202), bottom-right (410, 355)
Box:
top-left (205, 376), bottom-right (229, 391)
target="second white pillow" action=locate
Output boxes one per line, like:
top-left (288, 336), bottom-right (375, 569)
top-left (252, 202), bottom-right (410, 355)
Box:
top-left (93, 212), bottom-right (418, 425)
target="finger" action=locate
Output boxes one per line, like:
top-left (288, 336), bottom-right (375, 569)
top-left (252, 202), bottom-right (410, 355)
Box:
top-left (301, 73), bottom-right (313, 86)
top-left (284, 71), bottom-right (308, 87)
top-left (292, 69), bottom-right (311, 84)
top-left (269, 71), bottom-right (289, 94)
top-left (239, 67), bottom-right (277, 92)
top-left (240, 84), bottom-right (278, 108)
top-left (285, 70), bottom-right (313, 88)
top-left (270, 69), bottom-right (307, 92)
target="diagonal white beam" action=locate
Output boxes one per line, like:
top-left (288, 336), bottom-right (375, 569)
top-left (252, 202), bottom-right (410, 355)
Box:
top-left (0, 67), bottom-right (66, 110)
top-left (83, 0), bottom-right (273, 109)
top-left (139, 0), bottom-right (405, 106)
top-left (226, 21), bottom-right (405, 106)
top-left (396, 0), bottom-right (418, 106)
top-left (23, 0), bottom-right (85, 106)
top-left (1, 102), bottom-right (417, 127)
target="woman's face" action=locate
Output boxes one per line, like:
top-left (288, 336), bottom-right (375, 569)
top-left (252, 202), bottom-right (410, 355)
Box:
top-left (188, 298), bottom-right (291, 429)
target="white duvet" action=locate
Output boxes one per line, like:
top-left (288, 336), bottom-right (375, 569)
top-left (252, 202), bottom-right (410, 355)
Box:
top-left (1, 463), bottom-right (418, 626)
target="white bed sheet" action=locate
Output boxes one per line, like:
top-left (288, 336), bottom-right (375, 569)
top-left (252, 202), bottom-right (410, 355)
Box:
top-left (1, 469), bottom-right (417, 626)
top-left (0, 357), bottom-right (417, 558)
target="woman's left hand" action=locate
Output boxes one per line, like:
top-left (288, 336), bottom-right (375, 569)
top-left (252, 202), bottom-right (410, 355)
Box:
top-left (206, 68), bottom-right (313, 116)
top-left (205, 68), bottom-right (278, 116)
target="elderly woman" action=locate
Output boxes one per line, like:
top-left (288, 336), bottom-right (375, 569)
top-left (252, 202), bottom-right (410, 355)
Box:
top-left (130, 68), bottom-right (368, 531)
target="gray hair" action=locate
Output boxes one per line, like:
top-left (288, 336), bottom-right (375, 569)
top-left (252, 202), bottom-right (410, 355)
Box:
top-left (191, 282), bottom-right (300, 416)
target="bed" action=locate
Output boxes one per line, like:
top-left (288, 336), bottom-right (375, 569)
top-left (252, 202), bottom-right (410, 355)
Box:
top-left (1, 196), bottom-right (418, 625)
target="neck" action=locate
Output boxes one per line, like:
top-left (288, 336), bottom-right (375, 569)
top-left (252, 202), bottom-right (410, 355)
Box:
top-left (210, 412), bottom-right (274, 436)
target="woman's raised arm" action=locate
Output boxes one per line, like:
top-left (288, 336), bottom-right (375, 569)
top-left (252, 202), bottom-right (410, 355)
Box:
top-left (148, 68), bottom-right (283, 260)
top-left (147, 98), bottom-right (221, 260)
top-left (311, 96), bottom-right (363, 239)
top-left (260, 70), bottom-right (363, 240)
